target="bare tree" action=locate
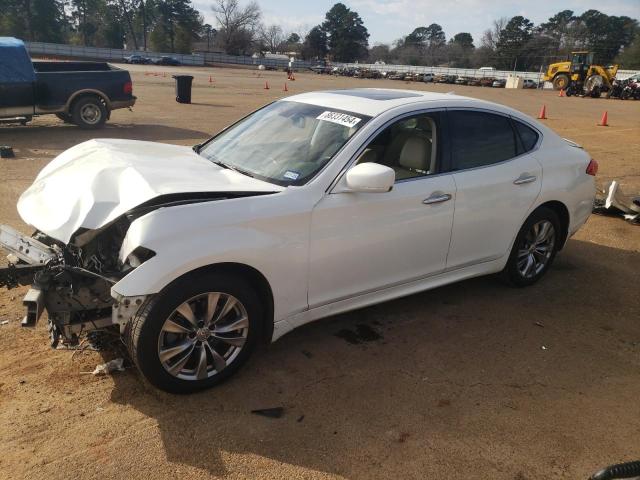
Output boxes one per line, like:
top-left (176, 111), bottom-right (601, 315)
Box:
top-left (259, 24), bottom-right (284, 52)
top-left (212, 0), bottom-right (261, 54)
top-left (481, 17), bottom-right (508, 49)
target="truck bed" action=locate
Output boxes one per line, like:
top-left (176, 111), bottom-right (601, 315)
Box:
top-left (32, 62), bottom-right (133, 113)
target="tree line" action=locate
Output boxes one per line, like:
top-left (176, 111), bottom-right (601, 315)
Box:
top-left (1, 0), bottom-right (638, 68)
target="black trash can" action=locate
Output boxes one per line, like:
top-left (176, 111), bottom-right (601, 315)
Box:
top-left (173, 75), bottom-right (194, 104)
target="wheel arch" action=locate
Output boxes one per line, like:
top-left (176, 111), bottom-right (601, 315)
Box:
top-left (168, 262), bottom-right (275, 344)
top-left (64, 89), bottom-right (111, 113)
top-left (533, 200), bottom-right (570, 250)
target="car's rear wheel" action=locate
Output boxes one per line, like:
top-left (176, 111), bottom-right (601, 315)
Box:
top-left (71, 95), bottom-right (108, 129)
top-left (125, 272), bottom-right (263, 393)
top-left (501, 207), bottom-right (561, 287)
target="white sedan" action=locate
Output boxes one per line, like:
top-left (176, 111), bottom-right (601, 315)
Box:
top-left (0, 89), bottom-right (597, 393)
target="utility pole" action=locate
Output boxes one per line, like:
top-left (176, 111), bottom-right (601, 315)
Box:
top-left (140, 0), bottom-right (147, 51)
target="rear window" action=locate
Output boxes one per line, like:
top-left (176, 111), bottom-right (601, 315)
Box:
top-left (513, 120), bottom-right (539, 154)
top-left (449, 110), bottom-right (517, 170)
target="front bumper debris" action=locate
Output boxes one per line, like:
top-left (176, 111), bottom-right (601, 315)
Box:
top-left (0, 224), bottom-right (55, 265)
top-left (22, 287), bottom-right (44, 327)
top-left (112, 294), bottom-right (149, 332)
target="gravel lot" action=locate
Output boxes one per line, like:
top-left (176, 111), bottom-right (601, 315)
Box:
top-left (0, 64), bottom-right (639, 480)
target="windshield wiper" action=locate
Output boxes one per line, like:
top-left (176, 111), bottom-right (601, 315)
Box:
top-left (211, 160), bottom-right (255, 178)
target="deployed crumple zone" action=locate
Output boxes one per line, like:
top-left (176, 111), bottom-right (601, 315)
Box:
top-left (0, 138), bottom-right (281, 348)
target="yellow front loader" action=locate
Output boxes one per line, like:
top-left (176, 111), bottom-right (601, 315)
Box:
top-left (543, 52), bottom-right (618, 92)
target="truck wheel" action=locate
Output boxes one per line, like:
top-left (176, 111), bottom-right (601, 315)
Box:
top-left (55, 112), bottom-right (75, 124)
top-left (125, 271), bottom-right (264, 393)
top-left (71, 95), bottom-right (108, 129)
top-left (553, 74), bottom-right (570, 91)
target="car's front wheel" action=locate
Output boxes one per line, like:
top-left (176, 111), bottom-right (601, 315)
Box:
top-left (125, 272), bottom-right (263, 393)
top-left (501, 207), bottom-right (561, 287)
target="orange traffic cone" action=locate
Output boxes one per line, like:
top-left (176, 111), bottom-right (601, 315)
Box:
top-left (209, 75), bottom-right (213, 83)
top-left (537, 104), bottom-right (547, 120)
top-left (598, 111), bottom-right (608, 126)
top-left (283, 83), bottom-right (288, 92)
top-left (264, 81), bottom-right (270, 90)
top-left (558, 89), bottom-right (565, 97)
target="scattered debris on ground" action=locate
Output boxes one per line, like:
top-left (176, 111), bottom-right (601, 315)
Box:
top-left (251, 407), bottom-right (284, 419)
top-left (0, 146), bottom-right (15, 158)
top-left (593, 180), bottom-right (640, 225)
top-left (88, 358), bottom-right (125, 376)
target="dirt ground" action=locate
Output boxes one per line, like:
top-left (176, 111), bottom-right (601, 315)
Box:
top-left (0, 64), bottom-right (639, 480)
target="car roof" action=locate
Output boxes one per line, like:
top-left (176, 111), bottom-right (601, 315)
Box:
top-left (287, 88), bottom-right (493, 117)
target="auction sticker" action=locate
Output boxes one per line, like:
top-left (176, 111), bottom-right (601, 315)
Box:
top-left (283, 170), bottom-right (300, 180)
top-left (316, 111), bottom-right (362, 128)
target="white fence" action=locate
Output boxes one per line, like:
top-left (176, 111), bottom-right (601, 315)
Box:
top-left (337, 63), bottom-right (546, 82)
top-left (26, 42), bottom-right (205, 66)
top-left (616, 70), bottom-right (640, 80)
top-left (336, 63), bottom-right (640, 82)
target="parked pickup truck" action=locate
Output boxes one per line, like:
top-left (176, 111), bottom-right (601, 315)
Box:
top-left (0, 37), bottom-right (136, 128)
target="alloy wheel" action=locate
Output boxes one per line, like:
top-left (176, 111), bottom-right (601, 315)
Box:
top-left (158, 292), bottom-right (249, 381)
top-left (517, 220), bottom-right (556, 279)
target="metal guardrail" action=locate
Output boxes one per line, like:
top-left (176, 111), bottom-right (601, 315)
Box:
top-left (334, 63), bottom-right (545, 81)
top-left (200, 51), bottom-right (316, 69)
top-left (26, 42), bottom-right (205, 65)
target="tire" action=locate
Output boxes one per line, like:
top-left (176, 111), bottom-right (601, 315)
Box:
top-left (553, 74), bottom-right (570, 91)
top-left (55, 112), bottom-right (75, 124)
top-left (501, 207), bottom-right (561, 287)
top-left (125, 271), bottom-right (264, 393)
top-left (71, 95), bottom-right (108, 129)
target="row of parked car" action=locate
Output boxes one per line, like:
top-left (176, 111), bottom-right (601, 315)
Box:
top-left (123, 55), bottom-right (182, 66)
top-left (313, 65), bottom-right (541, 89)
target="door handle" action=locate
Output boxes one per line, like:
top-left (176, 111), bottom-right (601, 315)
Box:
top-left (422, 193), bottom-right (452, 205)
top-left (513, 174), bottom-right (537, 185)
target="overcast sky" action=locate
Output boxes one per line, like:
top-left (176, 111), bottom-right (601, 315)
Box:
top-left (195, 0), bottom-right (639, 45)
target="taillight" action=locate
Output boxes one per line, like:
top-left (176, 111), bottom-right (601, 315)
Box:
top-left (586, 159), bottom-right (598, 176)
top-left (123, 81), bottom-right (133, 95)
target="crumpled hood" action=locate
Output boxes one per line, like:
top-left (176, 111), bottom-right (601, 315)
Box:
top-left (18, 139), bottom-right (282, 243)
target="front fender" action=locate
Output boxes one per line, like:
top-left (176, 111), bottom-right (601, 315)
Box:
top-left (111, 197), bottom-right (311, 322)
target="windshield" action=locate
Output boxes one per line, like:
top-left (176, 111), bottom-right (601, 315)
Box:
top-left (199, 101), bottom-right (370, 186)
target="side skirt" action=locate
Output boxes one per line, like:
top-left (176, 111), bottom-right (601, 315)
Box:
top-left (272, 256), bottom-right (507, 342)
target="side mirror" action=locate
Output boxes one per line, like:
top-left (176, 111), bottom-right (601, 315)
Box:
top-left (345, 162), bottom-right (395, 193)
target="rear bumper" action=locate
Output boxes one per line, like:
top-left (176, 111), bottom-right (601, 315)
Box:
top-left (112, 96), bottom-right (136, 110)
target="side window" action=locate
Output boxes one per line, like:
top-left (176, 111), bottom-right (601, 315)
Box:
top-left (513, 120), bottom-right (539, 154)
top-left (449, 110), bottom-right (517, 171)
top-left (355, 112), bottom-right (440, 181)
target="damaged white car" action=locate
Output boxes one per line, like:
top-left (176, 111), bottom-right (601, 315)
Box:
top-left (0, 89), bottom-right (597, 393)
